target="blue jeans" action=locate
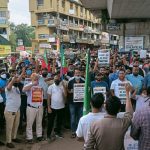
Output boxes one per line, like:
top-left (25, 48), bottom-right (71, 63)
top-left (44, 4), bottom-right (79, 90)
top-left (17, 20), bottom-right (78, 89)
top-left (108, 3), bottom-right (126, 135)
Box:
top-left (69, 103), bottom-right (83, 133)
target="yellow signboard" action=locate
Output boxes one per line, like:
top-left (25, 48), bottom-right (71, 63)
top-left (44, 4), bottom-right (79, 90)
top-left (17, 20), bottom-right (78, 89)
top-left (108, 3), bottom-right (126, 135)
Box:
top-left (0, 45), bottom-right (11, 55)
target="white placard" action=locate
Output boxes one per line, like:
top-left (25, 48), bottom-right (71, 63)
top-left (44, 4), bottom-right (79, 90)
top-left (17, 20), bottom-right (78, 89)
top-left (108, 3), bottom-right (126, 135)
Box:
top-left (98, 49), bottom-right (110, 65)
top-left (101, 32), bottom-right (110, 44)
top-left (73, 83), bottom-right (84, 102)
top-left (93, 87), bottom-right (106, 100)
top-left (118, 113), bottom-right (138, 150)
top-left (140, 50), bottom-right (146, 58)
top-left (125, 37), bottom-right (143, 52)
top-left (118, 83), bottom-right (126, 104)
top-left (124, 128), bottom-right (138, 150)
top-left (24, 78), bottom-right (32, 86)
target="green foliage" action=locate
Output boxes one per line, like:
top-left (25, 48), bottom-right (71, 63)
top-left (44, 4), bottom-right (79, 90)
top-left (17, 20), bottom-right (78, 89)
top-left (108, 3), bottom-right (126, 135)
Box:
top-left (9, 23), bottom-right (35, 50)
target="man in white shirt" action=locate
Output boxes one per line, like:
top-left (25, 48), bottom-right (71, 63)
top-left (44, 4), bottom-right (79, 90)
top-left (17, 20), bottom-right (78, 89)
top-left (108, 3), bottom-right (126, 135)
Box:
top-left (23, 73), bottom-right (44, 143)
top-left (110, 69), bottom-right (132, 111)
top-left (47, 73), bottom-right (67, 140)
top-left (5, 76), bottom-right (22, 148)
top-left (76, 93), bottom-right (105, 144)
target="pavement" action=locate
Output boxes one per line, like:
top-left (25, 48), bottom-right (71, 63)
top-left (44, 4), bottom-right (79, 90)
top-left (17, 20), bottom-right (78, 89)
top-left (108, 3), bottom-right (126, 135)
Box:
top-left (0, 130), bottom-right (83, 150)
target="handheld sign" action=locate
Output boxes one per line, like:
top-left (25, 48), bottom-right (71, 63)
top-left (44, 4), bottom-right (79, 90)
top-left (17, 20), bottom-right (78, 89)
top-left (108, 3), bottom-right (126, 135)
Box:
top-left (32, 86), bottom-right (43, 103)
top-left (24, 78), bottom-right (32, 86)
top-left (118, 83), bottom-right (126, 104)
top-left (73, 83), bottom-right (85, 102)
top-left (98, 49), bottom-right (110, 66)
top-left (93, 86), bottom-right (106, 100)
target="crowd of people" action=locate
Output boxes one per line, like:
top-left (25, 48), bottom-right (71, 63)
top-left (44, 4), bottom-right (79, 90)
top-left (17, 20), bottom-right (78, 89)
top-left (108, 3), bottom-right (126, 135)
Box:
top-left (0, 50), bottom-right (149, 150)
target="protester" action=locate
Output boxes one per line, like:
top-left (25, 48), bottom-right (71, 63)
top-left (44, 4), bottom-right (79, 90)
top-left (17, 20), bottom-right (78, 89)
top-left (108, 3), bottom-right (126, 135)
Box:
top-left (131, 87), bottom-right (150, 150)
top-left (76, 93), bottom-right (105, 143)
top-left (126, 65), bottom-right (144, 94)
top-left (39, 68), bottom-right (49, 129)
top-left (84, 84), bottom-right (133, 150)
top-left (110, 69), bottom-right (132, 111)
top-left (132, 87), bottom-right (149, 111)
top-left (23, 73), bottom-right (44, 143)
top-left (47, 73), bottom-right (67, 140)
top-left (143, 72), bottom-right (150, 88)
top-left (68, 68), bottom-right (85, 138)
top-left (5, 76), bottom-right (23, 148)
top-left (109, 65), bottom-right (119, 85)
top-left (91, 72), bottom-right (109, 93)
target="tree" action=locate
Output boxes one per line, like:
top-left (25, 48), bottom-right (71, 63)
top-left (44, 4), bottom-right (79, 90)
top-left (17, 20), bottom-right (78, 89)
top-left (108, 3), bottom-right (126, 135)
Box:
top-left (9, 23), bottom-right (35, 51)
top-left (9, 23), bottom-right (17, 52)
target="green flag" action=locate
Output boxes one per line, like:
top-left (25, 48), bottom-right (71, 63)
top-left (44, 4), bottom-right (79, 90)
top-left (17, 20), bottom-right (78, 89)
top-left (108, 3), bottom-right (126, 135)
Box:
top-left (83, 49), bottom-right (91, 115)
top-left (44, 49), bottom-right (48, 65)
top-left (62, 55), bottom-right (67, 67)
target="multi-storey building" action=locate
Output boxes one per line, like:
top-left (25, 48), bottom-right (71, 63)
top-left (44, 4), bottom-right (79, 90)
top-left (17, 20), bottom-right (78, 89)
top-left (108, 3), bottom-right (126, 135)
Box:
top-left (29, 0), bottom-right (101, 54)
top-left (0, 0), bottom-right (9, 40)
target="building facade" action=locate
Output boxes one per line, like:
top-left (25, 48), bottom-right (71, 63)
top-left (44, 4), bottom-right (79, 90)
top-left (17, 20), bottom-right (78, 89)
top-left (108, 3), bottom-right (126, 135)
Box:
top-left (29, 0), bottom-right (101, 54)
top-left (0, 0), bottom-right (9, 40)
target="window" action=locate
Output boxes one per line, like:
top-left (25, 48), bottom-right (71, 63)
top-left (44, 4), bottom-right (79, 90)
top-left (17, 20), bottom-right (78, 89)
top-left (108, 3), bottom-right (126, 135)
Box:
top-left (37, 0), bottom-right (44, 6)
top-left (0, 11), bottom-right (7, 18)
top-left (38, 34), bottom-right (49, 39)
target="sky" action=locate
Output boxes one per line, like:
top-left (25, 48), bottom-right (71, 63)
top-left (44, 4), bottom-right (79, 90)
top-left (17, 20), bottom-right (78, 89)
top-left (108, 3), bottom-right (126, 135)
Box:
top-left (8, 0), bottom-right (31, 25)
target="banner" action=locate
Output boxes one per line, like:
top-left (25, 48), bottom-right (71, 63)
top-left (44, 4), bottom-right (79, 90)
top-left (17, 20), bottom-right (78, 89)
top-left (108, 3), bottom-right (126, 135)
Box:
top-left (73, 83), bottom-right (85, 102)
top-left (32, 86), bottom-right (43, 103)
top-left (93, 87), bottom-right (106, 100)
top-left (0, 45), bottom-right (11, 55)
top-left (125, 37), bottom-right (143, 51)
top-left (98, 49), bottom-right (110, 65)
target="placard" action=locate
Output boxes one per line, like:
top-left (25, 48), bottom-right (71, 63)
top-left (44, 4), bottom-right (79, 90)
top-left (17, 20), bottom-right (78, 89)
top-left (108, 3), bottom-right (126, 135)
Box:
top-left (93, 87), bottom-right (106, 100)
top-left (24, 78), bottom-right (32, 86)
top-left (32, 86), bottom-right (43, 103)
top-left (98, 49), bottom-right (110, 65)
top-left (118, 113), bottom-right (138, 150)
top-left (125, 37), bottom-right (143, 51)
top-left (118, 83), bottom-right (126, 104)
top-left (73, 83), bottom-right (84, 102)
top-left (124, 128), bottom-right (138, 150)
top-left (140, 50), bottom-right (146, 58)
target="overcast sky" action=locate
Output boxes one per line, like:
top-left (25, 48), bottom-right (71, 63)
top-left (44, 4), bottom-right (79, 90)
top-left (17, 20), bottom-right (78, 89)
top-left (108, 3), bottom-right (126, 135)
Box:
top-left (8, 0), bottom-right (31, 25)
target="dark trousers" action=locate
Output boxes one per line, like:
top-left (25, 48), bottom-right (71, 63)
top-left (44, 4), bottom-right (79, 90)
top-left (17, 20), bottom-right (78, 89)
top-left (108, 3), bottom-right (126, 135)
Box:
top-left (47, 108), bottom-right (64, 138)
top-left (19, 95), bottom-right (27, 129)
top-left (0, 102), bottom-right (5, 129)
top-left (42, 99), bottom-right (47, 129)
top-left (69, 103), bottom-right (83, 133)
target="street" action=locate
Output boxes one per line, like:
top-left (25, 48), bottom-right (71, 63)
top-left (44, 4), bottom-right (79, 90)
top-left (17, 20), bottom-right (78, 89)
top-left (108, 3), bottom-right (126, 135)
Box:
top-left (0, 130), bottom-right (83, 150)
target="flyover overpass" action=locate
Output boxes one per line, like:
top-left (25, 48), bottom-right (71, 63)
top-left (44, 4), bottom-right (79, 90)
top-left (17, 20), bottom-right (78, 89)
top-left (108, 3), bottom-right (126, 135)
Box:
top-left (81, 0), bottom-right (150, 49)
top-left (81, 0), bottom-right (150, 19)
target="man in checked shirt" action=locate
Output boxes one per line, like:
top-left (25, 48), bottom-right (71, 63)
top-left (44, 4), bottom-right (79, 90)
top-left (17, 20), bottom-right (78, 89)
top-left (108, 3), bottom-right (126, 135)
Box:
top-left (131, 87), bottom-right (150, 150)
